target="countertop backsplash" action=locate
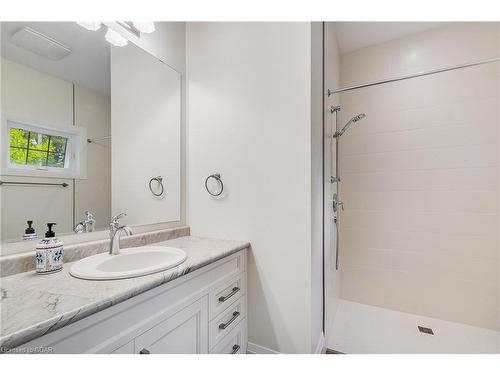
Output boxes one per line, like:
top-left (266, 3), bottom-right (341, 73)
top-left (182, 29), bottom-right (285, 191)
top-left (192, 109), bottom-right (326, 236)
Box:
top-left (0, 226), bottom-right (190, 277)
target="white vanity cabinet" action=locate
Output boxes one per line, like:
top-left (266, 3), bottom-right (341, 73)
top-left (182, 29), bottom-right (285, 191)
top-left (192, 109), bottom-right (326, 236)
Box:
top-left (20, 250), bottom-right (247, 354)
top-left (134, 297), bottom-right (209, 354)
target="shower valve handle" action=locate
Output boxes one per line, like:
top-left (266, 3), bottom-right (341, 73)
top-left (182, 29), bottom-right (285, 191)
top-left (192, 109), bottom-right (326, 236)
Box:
top-left (332, 194), bottom-right (344, 212)
top-left (336, 201), bottom-right (344, 211)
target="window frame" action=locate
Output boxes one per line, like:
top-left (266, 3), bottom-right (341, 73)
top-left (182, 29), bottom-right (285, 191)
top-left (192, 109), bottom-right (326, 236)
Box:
top-left (1, 114), bottom-right (87, 179)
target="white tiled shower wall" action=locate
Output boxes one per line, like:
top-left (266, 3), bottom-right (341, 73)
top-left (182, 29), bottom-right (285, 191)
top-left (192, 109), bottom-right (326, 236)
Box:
top-left (336, 23), bottom-right (500, 331)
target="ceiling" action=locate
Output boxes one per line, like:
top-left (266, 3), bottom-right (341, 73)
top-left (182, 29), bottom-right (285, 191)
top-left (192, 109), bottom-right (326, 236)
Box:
top-left (1, 22), bottom-right (449, 92)
top-left (334, 22), bottom-right (447, 54)
top-left (1, 22), bottom-right (111, 94)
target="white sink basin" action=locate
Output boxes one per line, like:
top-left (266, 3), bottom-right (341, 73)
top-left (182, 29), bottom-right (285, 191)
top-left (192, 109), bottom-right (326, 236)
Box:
top-left (69, 246), bottom-right (187, 280)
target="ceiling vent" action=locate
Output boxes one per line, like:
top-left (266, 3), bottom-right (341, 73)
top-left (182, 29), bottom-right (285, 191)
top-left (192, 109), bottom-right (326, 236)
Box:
top-left (10, 27), bottom-right (71, 60)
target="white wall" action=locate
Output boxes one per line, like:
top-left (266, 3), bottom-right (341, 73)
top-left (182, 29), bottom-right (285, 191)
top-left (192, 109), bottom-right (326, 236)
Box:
top-left (323, 23), bottom-right (342, 339)
top-left (338, 23), bottom-right (500, 330)
top-left (186, 22), bottom-right (320, 353)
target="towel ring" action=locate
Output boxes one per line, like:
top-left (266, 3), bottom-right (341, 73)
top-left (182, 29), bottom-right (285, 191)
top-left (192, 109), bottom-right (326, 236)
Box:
top-left (205, 173), bottom-right (224, 197)
top-left (149, 176), bottom-right (164, 197)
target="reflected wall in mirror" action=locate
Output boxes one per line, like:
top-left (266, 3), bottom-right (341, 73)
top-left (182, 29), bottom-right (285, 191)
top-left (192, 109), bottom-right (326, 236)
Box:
top-left (1, 22), bottom-right (111, 242)
top-left (111, 43), bottom-right (181, 226)
top-left (0, 21), bottom-right (182, 249)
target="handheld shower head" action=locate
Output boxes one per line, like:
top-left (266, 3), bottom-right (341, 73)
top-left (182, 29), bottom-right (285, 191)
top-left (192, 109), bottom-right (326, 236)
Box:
top-left (352, 113), bottom-right (366, 122)
top-left (335, 113), bottom-right (366, 137)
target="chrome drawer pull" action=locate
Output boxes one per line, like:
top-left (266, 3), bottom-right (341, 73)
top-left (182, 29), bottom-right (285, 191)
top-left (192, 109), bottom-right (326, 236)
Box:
top-left (231, 344), bottom-right (240, 354)
top-left (218, 287), bottom-right (240, 302)
top-left (139, 348), bottom-right (150, 354)
top-left (219, 311), bottom-right (240, 330)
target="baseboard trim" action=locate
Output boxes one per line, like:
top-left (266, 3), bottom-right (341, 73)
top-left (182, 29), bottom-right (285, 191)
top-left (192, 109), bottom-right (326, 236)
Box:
top-left (247, 342), bottom-right (281, 354)
top-left (247, 336), bottom-right (326, 354)
top-left (315, 333), bottom-right (326, 354)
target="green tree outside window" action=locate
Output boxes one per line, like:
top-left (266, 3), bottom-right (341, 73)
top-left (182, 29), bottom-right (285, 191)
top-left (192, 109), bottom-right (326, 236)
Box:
top-left (9, 128), bottom-right (68, 168)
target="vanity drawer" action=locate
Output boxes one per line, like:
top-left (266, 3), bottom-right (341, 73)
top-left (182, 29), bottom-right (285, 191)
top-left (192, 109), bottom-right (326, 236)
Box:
top-left (209, 297), bottom-right (246, 349)
top-left (210, 318), bottom-right (247, 354)
top-left (209, 273), bottom-right (246, 319)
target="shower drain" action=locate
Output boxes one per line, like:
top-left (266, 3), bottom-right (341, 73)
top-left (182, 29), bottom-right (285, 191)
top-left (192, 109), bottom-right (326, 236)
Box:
top-left (418, 325), bottom-right (434, 335)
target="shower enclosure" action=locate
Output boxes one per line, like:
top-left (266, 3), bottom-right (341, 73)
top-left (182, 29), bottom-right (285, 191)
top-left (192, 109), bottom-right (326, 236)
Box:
top-left (324, 22), bottom-right (500, 354)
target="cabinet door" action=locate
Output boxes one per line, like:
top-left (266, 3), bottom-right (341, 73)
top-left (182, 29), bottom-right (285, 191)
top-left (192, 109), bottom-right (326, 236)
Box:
top-left (134, 297), bottom-right (208, 354)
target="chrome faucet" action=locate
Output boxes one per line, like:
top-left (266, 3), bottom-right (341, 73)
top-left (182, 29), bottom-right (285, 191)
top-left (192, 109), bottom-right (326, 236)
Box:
top-left (74, 211), bottom-right (96, 233)
top-left (109, 213), bottom-right (132, 255)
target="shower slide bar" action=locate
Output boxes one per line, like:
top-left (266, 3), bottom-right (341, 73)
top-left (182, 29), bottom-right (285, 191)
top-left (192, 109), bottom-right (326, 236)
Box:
top-left (327, 56), bottom-right (500, 96)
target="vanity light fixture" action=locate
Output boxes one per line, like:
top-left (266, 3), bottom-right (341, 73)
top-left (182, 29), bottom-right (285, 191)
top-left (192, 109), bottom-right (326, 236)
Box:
top-left (132, 22), bottom-right (156, 34)
top-left (115, 22), bottom-right (155, 37)
top-left (105, 28), bottom-right (128, 47)
top-left (76, 22), bottom-right (102, 31)
top-left (76, 21), bottom-right (156, 47)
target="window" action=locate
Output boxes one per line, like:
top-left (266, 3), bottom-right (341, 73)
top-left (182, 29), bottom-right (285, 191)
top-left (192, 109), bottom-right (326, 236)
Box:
top-left (2, 117), bottom-right (87, 179)
top-left (9, 128), bottom-right (68, 168)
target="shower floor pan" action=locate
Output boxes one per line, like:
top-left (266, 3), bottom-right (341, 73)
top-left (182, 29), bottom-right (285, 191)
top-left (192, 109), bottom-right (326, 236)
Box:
top-left (327, 299), bottom-right (499, 354)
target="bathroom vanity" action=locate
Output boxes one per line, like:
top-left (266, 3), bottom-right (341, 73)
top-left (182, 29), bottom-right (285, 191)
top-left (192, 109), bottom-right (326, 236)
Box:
top-left (0, 22), bottom-right (248, 355)
top-left (0, 234), bottom-right (249, 354)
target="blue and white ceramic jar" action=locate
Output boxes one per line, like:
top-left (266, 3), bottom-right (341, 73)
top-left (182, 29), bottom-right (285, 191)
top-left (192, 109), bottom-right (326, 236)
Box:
top-left (35, 223), bottom-right (63, 274)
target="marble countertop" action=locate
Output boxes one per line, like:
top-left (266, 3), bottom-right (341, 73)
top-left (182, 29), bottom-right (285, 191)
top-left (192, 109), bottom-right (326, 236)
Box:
top-left (0, 236), bottom-right (250, 350)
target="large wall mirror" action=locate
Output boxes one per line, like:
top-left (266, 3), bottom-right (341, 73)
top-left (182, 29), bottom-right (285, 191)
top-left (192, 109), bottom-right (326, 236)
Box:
top-left (0, 22), bottom-right (181, 254)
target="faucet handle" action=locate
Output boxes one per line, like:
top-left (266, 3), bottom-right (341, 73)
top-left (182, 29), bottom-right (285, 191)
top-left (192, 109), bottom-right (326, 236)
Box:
top-left (85, 211), bottom-right (95, 222)
top-left (111, 213), bottom-right (127, 226)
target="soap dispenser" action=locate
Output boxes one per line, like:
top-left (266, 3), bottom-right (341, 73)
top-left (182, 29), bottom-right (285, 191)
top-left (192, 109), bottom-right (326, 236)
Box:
top-left (22, 220), bottom-right (38, 241)
top-left (35, 223), bottom-right (64, 274)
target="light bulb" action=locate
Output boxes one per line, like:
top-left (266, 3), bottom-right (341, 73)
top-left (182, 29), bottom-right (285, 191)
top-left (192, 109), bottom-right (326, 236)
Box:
top-left (105, 28), bottom-right (128, 47)
top-left (132, 22), bottom-right (156, 34)
top-left (77, 22), bottom-right (101, 31)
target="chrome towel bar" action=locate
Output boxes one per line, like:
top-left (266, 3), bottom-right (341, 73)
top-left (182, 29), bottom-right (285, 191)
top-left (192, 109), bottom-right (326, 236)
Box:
top-left (0, 180), bottom-right (69, 188)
